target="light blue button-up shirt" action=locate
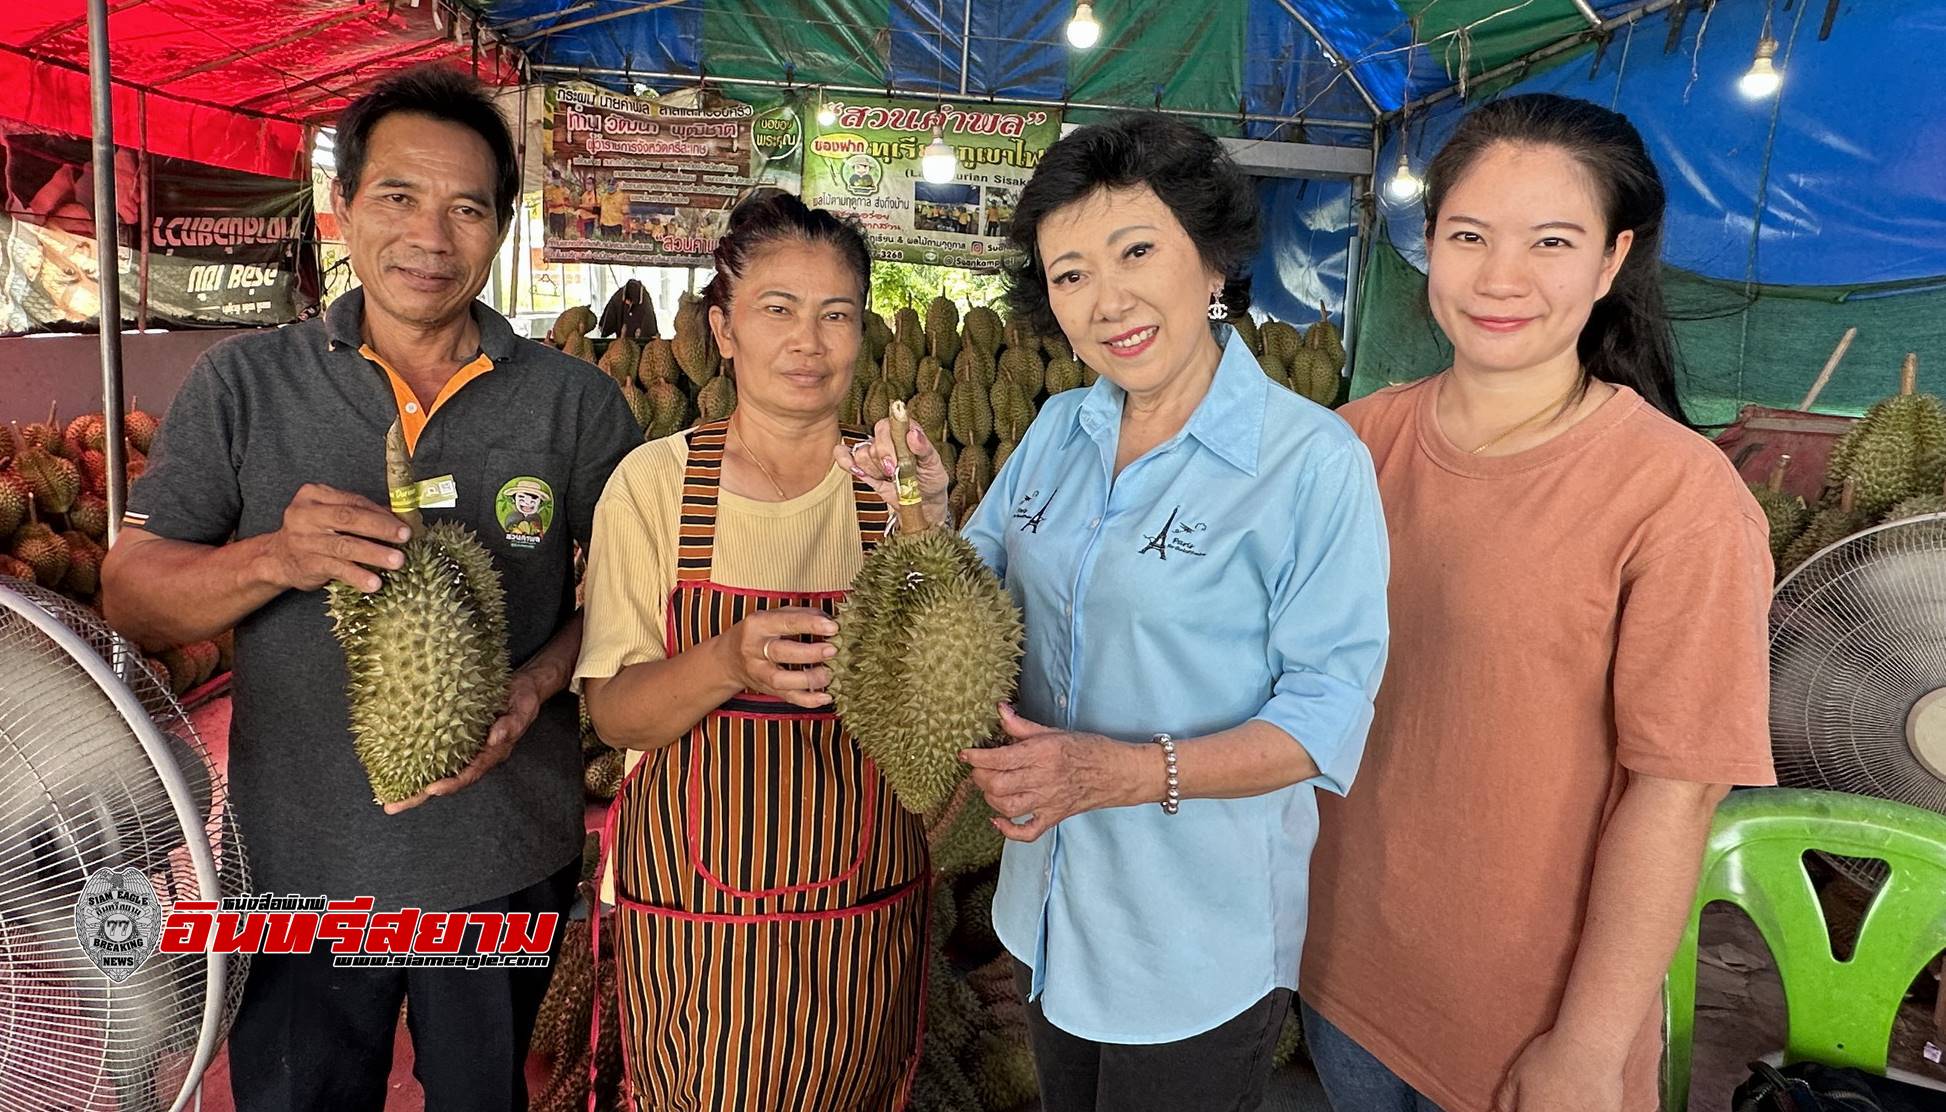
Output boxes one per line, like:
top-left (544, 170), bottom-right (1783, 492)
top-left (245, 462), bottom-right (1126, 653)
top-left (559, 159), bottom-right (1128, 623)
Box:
top-left (961, 327), bottom-right (1390, 1044)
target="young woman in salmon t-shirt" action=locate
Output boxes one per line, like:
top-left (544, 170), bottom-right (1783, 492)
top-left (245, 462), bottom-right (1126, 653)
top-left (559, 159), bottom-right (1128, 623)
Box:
top-left (1300, 94), bottom-right (1777, 1112)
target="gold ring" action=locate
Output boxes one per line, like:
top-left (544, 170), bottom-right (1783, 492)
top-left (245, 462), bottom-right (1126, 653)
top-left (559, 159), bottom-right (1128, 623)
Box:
top-left (762, 637), bottom-right (775, 663)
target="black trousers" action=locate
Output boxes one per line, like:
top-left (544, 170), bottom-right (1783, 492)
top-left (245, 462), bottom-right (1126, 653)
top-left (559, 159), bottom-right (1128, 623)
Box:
top-left (227, 859), bottom-right (579, 1112)
top-left (1013, 960), bottom-right (1292, 1112)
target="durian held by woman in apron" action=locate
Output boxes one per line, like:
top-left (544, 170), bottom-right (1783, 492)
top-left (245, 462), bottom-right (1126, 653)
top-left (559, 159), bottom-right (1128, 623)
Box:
top-left (573, 189), bottom-right (929, 1112)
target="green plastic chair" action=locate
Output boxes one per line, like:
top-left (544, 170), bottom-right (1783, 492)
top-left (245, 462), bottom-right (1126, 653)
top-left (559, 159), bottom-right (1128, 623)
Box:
top-left (1662, 787), bottom-right (1946, 1110)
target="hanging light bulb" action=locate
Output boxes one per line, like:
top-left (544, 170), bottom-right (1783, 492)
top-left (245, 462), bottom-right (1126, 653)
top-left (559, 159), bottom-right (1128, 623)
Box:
top-left (921, 126), bottom-right (958, 184)
top-left (1385, 151), bottom-right (1422, 203)
top-left (1066, 2), bottom-right (1101, 50)
top-left (816, 98), bottom-right (838, 127)
top-left (1738, 26), bottom-right (1782, 99)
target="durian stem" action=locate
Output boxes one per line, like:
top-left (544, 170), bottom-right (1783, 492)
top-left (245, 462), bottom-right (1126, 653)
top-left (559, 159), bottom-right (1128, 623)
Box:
top-left (1839, 477), bottom-right (1856, 514)
top-left (1901, 352), bottom-right (1918, 396)
top-left (384, 419), bottom-right (425, 540)
top-left (1766, 454), bottom-right (1790, 493)
top-left (888, 399), bottom-right (929, 536)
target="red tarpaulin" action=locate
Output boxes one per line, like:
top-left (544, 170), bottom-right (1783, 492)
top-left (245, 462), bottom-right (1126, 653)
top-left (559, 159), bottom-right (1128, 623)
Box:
top-left (0, 1), bottom-right (521, 180)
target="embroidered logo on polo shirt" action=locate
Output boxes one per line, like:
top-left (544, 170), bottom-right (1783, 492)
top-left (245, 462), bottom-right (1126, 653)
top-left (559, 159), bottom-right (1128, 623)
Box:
top-left (1013, 488), bottom-right (1058, 533)
top-left (1137, 506), bottom-right (1208, 560)
top-left (495, 476), bottom-right (555, 548)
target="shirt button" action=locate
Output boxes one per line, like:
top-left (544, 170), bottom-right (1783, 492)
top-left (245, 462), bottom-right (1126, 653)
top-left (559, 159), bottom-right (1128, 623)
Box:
top-left (405, 403), bottom-right (420, 414)
top-left (1089, 517), bottom-right (1101, 530)
top-left (1057, 694), bottom-right (1068, 709)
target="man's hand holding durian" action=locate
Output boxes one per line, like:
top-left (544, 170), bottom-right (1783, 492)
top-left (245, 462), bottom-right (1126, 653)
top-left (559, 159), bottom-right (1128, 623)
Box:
top-left (260, 482), bottom-right (414, 594)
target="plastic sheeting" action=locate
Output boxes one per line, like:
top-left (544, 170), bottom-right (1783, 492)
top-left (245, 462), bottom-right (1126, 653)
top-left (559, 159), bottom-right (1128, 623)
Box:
top-left (1378, 1), bottom-right (1946, 287)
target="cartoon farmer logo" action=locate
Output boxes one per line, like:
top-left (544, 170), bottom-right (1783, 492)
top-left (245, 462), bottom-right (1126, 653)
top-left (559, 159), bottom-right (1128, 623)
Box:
top-left (496, 476), bottom-right (556, 549)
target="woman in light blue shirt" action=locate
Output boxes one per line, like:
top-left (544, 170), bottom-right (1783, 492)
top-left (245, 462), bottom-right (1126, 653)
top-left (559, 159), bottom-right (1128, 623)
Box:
top-left (847, 112), bottom-right (1391, 1112)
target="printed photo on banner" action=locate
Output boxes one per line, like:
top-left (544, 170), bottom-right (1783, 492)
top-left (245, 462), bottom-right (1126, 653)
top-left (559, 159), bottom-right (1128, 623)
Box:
top-left (803, 95), bottom-right (1062, 271)
top-left (541, 84), bottom-right (797, 268)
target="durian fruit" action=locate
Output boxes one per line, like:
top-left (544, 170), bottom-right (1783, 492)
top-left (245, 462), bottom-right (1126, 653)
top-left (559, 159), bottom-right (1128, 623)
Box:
top-left (157, 645), bottom-right (200, 697)
top-left (68, 491), bottom-right (109, 541)
top-left (912, 1023), bottom-right (982, 1111)
top-left (1749, 455), bottom-right (1810, 562)
top-left (925, 946), bottom-right (983, 1057)
top-left (917, 355), bottom-right (952, 396)
top-left (214, 628), bottom-right (235, 674)
top-left (926, 780), bottom-right (1004, 878)
top-left (1823, 354), bottom-right (1946, 517)
top-left (584, 749), bottom-right (623, 800)
top-left (0, 420), bottom-right (13, 461)
top-left (0, 467), bottom-right (27, 537)
top-left (647, 379), bottom-right (693, 440)
top-left (123, 399), bottom-right (159, 456)
top-left (549, 306), bottom-right (597, 349)
top-left (828, 402), bottom-right (1024, 817)
top-left (895, 305), bottom-right (926, 359)
top-left (953, 442), bottom-right (993, 502)
top-left (1261, 320), bottom-right (1302, 364)
top-left (1227, 311), bottom-right (1263, 356)
top-left (1043, 354), bottom-right (1084, 396)
top-left (1304, 302), bottom-right (1346, 367)
top-left (927, 295), bottom-right (962, 366)
top-left (1289, 347), bottom-right (1341, 407)
top-left (1778, 479), bottom-right (1869, 579)
top-left (563, 332), bottom-right (595, 363)
top-left (0, 554), bottom-right (36, 582)
top-left (1271, 1010), bottom-right (1304, 1069)
top-left (908, 391), bottom-right (949, 449)
top-left (992, 438), bottom-right (1018, 475)
top-left (841, 374), bottom-right (869, 428)
top-left (884, 343), bottom-right (920, 399)
top-left (530, 916), bottom-right (594, 1066)
top-left (672, 292), bottom-right (720, 387)
top-left (79, 449), bottom-right (109, 496)
top-left (697, 374), bottom-right (738, 421)
top-left (997, 346), bottom-right (1043, 400)
top-left (864, 310), bottom-right (893, 361)
top-left (931, 875), bottom-right (959, 941)
top-left (597, 337), bottom-right (641, 391)
top-left (962, 306), bottom-right (1003, 355)
top-left (1042, 332), bottom-right (1074, 365)
top-left (11, 422), bottom-right (80, 514)
top-left (948, 377), bottom-right (995, 449)
top-left (65, 412), bottom-right (106, 456)
top-left (1001, 318), bottom-right (1039, 357)
top-left (18, 403), bottom-right (60, 454)
top-left (638, 337), bottom-right (679, 385)
top-left (11, 495), bottom-right (71, 587)
top-left (1883, 477), bottom-right (1946, 523)
top-left (326, 420), bottom-right (511, 806)
top-left (864, 378), bottom-right (893, 427)
top-left (60, 531), bottom-right (103, 596)
top-left (990, 381), bottom-right (1035, 444)
top-left (955, 343), bottom-right (996, 393)
top-left (970, 1029), bottom-right (1039, 1111)
top-left (1257, 349), bottom-right (1290, 390)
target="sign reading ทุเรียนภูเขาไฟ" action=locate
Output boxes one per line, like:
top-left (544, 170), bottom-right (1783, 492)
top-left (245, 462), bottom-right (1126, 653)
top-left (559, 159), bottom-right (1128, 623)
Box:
top-left (803, 95), bottom-right (1061, 271)
top-left (541, 84), bottom-right (799, 268)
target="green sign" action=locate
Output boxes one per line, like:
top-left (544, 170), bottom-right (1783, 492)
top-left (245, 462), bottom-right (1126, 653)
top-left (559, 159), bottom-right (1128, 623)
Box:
top-left (802, 95), bottom-right (1062, 271)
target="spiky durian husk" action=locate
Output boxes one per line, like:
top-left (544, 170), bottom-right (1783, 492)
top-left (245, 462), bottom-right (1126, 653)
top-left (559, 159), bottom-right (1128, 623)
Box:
top-left (909, 391), bottom-right (949, 448)
top-left (1778, 502), bottom-right (1868, 579)
top-left (584, 749), bottom-right (624, 800)
top-left (598, 337), bottom-right (641, 390)
top-left (530, 916), bottom-right (594, 1065)
top-left (1305, 310), bottom-right (1346, 366)
top-left (326, 520), bottom-right (510, 804)
top-left (1042, 355), bottom-right (1083, 396)
top-left (917, 355), bottom-right (952, 396)
top-left (927, 784), bottom-right (1004, 879)
top-left (996, 346), bottom-right (1042, 400)
top-left (953, 442), bottom-right (993, 502)
top-left (926, 946), bottom-right (983, 1057)
top-left (927, 296), bottom-right (962, 366)
top-left (647, 379), bottom-right (693, 440)
top-left (884, 343), bottom-right (920, 398)
top-left (1261, 320), bottom-right (1302, 364)
top-left (913, 1028), bottom-right (983, 1111)
top-left (638, 337), bottom-right (679, 385)
top-left (1271, 1010), bottom-right (1304, 1069)
top-left (829, 530), bottom-right (1023, 816)
top-left (1289, 348), bottom-right (1341, 407)
top-left (931, 876), bottom-right (959, 941)
top-left (992, 439), bottom-right (1017, 475)
top-left (895, 306), bottom-right (926, 359)
top-left (865, 378), bottom-right (893, 427)
top-left (1227, 312), bottom-right (1262, 356)
top-left (1750, 486), bottom-right (1810, 561)
top-left (673, 293), bottom-right (720, 387)
top-left (955, 876), bottom-right (998, 953)
top-left (697, 374), bottom-right (738, 421)
top-left (990, 381), bottom-right (1035, 444)
top-left (949, 378), bottom-right (995, 448)
top-left (1884, 491), bottom-right (1946, 523)
top-left (970, 1030), bottom-right (1038, 1112)
top-left (1256, 349), bottom-right (1290, 390)
top-left (962, 306), bottom-right (1002, 355)
top-left (955, 344), bottom-right (996, 393)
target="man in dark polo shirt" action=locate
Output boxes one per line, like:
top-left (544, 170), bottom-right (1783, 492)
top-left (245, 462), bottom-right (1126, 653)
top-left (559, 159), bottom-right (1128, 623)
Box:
top-left (100, 66), bottom-right (641, 1112)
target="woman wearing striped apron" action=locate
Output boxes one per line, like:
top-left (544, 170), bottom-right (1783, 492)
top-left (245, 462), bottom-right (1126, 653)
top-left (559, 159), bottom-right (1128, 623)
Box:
top-left (575, 192), bottom-right (927, 1111)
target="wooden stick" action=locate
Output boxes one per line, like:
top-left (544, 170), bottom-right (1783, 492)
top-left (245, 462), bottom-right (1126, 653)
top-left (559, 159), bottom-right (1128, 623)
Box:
top-left (888, 400), bottom-right (928, 536)
top-left (1902, 352), bottom-right (1919, 396)
top-left (1798, 327), bottom-right (1856, 410)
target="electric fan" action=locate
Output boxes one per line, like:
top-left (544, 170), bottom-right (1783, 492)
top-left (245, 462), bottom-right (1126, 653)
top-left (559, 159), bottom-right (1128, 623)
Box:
top-left (1769, 513), bottom-right (1946, 889)
top-left (0, 576), bottom-right (251, 1112)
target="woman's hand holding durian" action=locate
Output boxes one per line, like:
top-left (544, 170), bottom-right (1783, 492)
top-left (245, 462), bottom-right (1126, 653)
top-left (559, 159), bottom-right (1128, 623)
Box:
top-left (961, 704), bottom-right (1171, 843)
top-left (834, 419), bottom-right (951, 530)
top-left (713, 606), bottom-right (843, 709)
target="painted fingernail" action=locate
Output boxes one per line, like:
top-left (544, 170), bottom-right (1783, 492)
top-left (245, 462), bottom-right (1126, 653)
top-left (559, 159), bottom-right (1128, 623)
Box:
top-left (882, 459), bottom-right (896, 476)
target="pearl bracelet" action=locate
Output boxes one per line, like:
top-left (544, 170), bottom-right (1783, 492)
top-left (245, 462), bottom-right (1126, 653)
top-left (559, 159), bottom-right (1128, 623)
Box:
top-left (1151, 733), bottom-right (1180, 815)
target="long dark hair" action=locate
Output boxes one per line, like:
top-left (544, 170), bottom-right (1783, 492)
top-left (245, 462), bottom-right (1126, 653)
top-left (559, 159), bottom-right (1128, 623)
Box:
top-left (1001, 111), bottom-right (1260, 335)
top-left (701, 189), bottom-right (872, 320)
top-left (1424, 94), bottom-right (1688, 426)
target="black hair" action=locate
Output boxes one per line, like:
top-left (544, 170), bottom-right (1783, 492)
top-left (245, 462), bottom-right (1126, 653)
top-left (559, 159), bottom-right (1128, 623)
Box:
top-left (1424, 93), bottom-right (1688, 425)
top-left (700, 189), bottom-right (873, 320)
top-left (1001, 111), bottom-right (1261, 335)
top-left (332, 64), bottom-right (520, 231)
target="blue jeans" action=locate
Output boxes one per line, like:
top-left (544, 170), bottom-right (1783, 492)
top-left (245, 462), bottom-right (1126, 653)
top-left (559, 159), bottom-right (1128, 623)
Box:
top-left (1300, 999), bottom-right (1450, 1112)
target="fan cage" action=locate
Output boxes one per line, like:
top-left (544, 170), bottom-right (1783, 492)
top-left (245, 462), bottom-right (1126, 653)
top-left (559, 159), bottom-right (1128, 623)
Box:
top-left (0, 576), bottom-right (251, 1112)
top-left (1770, 513), bottom-right (1946, 892)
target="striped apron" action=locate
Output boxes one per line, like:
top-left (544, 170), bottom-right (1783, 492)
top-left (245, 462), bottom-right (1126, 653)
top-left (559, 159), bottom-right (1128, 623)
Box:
top-left (589, 421), bottom-right (929, 1112)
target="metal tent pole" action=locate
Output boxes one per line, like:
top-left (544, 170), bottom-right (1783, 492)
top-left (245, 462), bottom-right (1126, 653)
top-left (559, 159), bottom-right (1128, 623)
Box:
top-left (88, 0), bottom-right (128, 547)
